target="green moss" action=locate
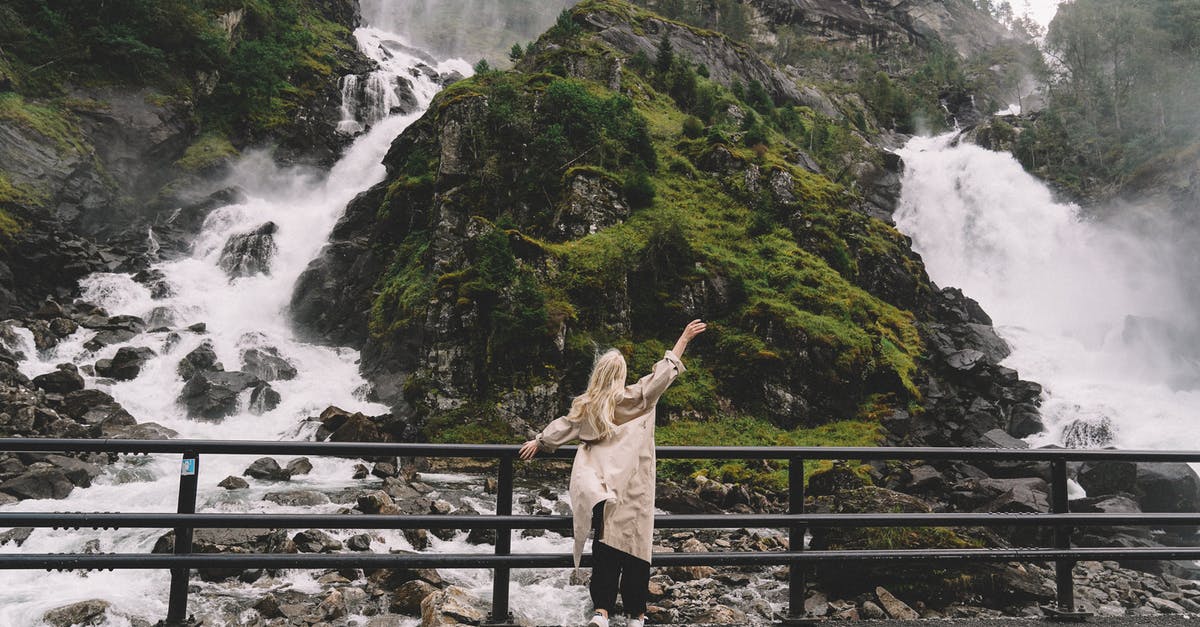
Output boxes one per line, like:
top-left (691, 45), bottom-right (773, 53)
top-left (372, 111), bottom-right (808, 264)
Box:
top-left (656, 415), bottom-right (882, 493)
top-left (425, 403), bottom-right (523, 444)
top-left (0, 93), bottom-right (85, 154)
top-left (0, 172), bottom-right (45, 214)
top-left (370, 236), bottom-right (434, 336)
top-left (174, 133), bottom-right (239, 171)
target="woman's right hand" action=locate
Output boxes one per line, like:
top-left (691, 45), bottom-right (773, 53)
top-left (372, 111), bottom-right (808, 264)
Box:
top-left (518, 439), bottom-right (540, 460)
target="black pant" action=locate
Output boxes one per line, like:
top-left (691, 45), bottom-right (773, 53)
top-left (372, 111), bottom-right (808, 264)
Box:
top-left (590, 501), bottom-right (650, 616)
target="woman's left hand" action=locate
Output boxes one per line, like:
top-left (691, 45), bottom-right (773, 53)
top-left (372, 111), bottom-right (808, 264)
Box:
top-left (518, 439), bottom-right (540, 460)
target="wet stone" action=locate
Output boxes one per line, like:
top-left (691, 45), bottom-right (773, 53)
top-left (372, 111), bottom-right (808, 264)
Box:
top-left (218, 475), bottom-right (249, 490)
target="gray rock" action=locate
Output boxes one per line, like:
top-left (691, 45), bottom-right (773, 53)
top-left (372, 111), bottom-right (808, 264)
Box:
top-left (875, 586), bottom-right (919, 619)
top-left (178, 369), bottom-right (261, 420)
top-left (285, 457), bottom-right (313, 476)
top-left (978, 428), bottom-right (1029, 449)
top-left (860, 600), bottom-right (886, 620)
top-left (177, 341), bottom-right (223, 380)
top-left (219, 222), bottom-right (278, 278)
top-left (105, 422), bottom-right (178, 439)
top-left (241, 346), bottom-right (297, 381)
top-left (264, 490), bottom-right (330, 507)
top-left (243, 457), bottom-right (292, 482)
top-left (0, 466), bottom-right (75, 500)
top-left (248, 382), bottom-right (281, 415)
top-left (419, 586), bottom-right (485, 625)
top-left (32, 364), bottom-right (85, 393)
top-left (293, 529), bottom-right (343, 553)
top-left (0, 527), bottom-right (33, 546)
top-left (1136, 463), bottom-right (1200, 513)
top-left (218, 475), bottom-right (249, 490)
top-left (42, 599), bottom-right (110, 627)
top-left (1078, 461), bottom-right (1138, 497)
top-left (1148, 597), bottom-right (1186, 613)
top-left (95, 346), bottom-right (155, 381)
top-left (348, 533), bottom-right (372, 551)
top-left (1063, 416), bottom-right (1115, 448)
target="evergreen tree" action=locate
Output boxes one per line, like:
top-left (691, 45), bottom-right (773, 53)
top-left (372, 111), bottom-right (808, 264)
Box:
top-left (656, 34), bottom-right (674, 74)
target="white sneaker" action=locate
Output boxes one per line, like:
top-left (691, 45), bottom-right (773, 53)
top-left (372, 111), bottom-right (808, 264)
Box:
top-left (627, 617), bottom-right (645, 627)
top-left (587, 613), bottom-right (609, 627)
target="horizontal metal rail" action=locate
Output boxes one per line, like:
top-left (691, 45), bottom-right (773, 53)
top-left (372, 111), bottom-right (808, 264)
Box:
top-left (3, 437), bottom-right (1200, 462)
top-left (4, 437), bottom-right (1200, 624)
top-left (3, 512), bottom-right (1200, 530)
top-left (9, 547), bottom-right (1200, 571)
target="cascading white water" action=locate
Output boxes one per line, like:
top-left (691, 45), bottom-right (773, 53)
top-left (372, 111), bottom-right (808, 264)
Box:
top-left (894, 134), bottom-right (1200, 454)
top-left (0, 25), bottom-right (486, 626)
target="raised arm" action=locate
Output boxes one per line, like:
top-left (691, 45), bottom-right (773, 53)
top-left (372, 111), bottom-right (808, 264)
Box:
top-left (626, 320), bottom-right (707, 412)
top-left (672, 319), bottom-right (707, 359)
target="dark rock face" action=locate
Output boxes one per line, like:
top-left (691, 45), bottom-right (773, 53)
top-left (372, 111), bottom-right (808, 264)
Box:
top-left (748, 0), bottom-right (1018, 59)
top-left (218, 222), bottom-right (279, 278)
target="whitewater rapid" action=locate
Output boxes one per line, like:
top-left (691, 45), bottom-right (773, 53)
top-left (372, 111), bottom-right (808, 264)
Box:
top-left (894, 134), bottom-right (1200, 454)
top-left (0, 26), bottom-right (560, 626)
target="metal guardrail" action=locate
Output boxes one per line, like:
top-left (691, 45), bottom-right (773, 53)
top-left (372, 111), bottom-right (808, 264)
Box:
top-left (1, 438), bottom-right (1199, 625)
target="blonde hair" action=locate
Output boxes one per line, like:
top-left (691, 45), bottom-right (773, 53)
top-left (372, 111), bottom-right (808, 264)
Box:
top-left (566, 348), bottom-right (627, 440)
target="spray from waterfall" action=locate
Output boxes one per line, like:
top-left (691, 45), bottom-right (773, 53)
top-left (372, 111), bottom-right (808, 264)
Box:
top-left (894, 134), bottom-right (1200, 452)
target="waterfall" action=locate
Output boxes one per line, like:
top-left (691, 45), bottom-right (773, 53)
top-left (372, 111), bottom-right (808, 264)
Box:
top-left (0, 24), bottom-right (485, 626)
top-left (894, 134), bottom-right (1200, 453)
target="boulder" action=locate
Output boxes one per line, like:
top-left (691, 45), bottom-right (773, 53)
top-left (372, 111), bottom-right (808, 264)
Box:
top-left (241, 346), bottom-right (298, 381)
top-left (243, 457), bottom-right (292, 482)
top-left (1062, 417), bottom-right (1115, 448)
top-left (177, 341), bottom-right (223, 380)
top-left (0, 466), bottom-right (75, 500)
top-left (264, 490), bottom-right (330, 507)
top-left (248, 382), bottom-right (281, 415)
top-left (218, 222), bottom-right (278, 278)
top-left (1077, 461), bottom-right (1137, 497)
top-left (285, 457), bottom-right (313, 476)
top-left (1136, 463), bottom-right (1200, 512)
top-left (218, 475), bottom-right (249, 490)
top-left (105, 422), bottom-right (178, 439)
top-left (391, 579), bottom-right (438, 614)
top-left (178, 370), bottom-right (261, 420)
top-left (347, 533), bottom-right (372, 551)
top-left (32, 364), bottom-right (85, 393)
top-left (42, 600), bottom-right (110, 627)
top-left (875, 586), bottom-right (919, 620)
top-left (328, 412), bottom-right (386, 442)
top-left (95, 346), bottom-right (155, 380)
top-left (420, 586), bottom-right (485, 626)
top-left (293, 529), bottom-right (343, 553)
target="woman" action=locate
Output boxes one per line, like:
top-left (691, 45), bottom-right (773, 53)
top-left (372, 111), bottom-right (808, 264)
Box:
top-left (519, 320), bottom-right (707, 627)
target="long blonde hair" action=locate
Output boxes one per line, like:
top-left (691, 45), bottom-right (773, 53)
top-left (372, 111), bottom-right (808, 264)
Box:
top-left (566, 348), bottom-right (627, 440)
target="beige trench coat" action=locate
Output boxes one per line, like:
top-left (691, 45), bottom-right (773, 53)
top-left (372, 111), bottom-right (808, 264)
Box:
top-left (535, 350), bottom-right (685, 567)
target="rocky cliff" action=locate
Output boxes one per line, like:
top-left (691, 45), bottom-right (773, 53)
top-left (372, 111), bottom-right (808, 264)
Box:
top-left (0, 0), bottom-right (372, 316)
top-left (292, 0), bottom-right (1042, 456)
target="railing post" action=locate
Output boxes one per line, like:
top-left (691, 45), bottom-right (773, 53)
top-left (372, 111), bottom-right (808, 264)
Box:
top-left (166, 452), bottom-right (198, 625)
top-left (484, 454), bottom-right (518, 627)
top-left (783, 454), bottom-right (807, 625)
top-left (1044, 458), bottom-right (1089, 621)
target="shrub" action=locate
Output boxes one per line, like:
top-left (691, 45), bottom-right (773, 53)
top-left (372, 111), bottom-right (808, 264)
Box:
top-left (681, 115), bottom-right (704, 138)
top-left (622, 167), bottom-right (656, 208)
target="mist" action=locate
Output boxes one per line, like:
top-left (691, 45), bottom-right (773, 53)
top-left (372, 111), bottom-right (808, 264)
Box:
top-left (359, 0), bottom-right (581, 63)
top-left (895, 133), bottom-right (1200, 455)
